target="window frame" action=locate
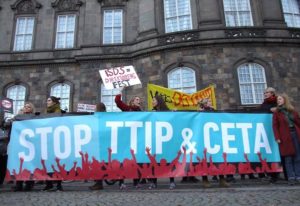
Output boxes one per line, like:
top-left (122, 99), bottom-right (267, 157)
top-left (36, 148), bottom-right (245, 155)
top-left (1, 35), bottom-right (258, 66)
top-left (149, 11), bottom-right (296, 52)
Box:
top-left (163, 0), bottom-right (193, 33)
top-left (102, 9), bottom-right (124, 44)
top-left (223, 0), bottom-right (254, 27)
top-left (167, 66), bottom-right (197, 94)
top-left (237, 63), bottom-right (267, 105)
top-left (54, 13), bottom-right (77, 49)
top-left (5, 84), bottom-right (27, 116)
top-left (281, 0), bottom-right (300, 28)
top-left (13, 16), bottom-right (35, 51)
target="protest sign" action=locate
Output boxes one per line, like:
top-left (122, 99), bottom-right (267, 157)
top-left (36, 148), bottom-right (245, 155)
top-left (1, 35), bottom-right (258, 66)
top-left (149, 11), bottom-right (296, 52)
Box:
top-left (6, 112), bottom-right (281, 181)
top-left (77, 103), bottom-right (96, 112)
top-left (147, 84), bottom-right (216, 110)
top-left (99, 65), bottom-right (141, 89)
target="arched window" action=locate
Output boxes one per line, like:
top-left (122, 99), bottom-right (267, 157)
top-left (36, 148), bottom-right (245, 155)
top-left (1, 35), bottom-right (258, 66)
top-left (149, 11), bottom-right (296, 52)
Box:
top-left (167, 67), bottom-right (196, 94)
top-left (6, 85), bottom-right (26, 116)
top-left (50, 83), bottom-right (70, 112)
top-left (281, 0), bottom-right (300, 28)
top-left (237, 63), bottom-right (267, 105)
top-left (100, 84), bottom-right (122, 112)
top-left (163, 0), bottom-right (192, 33)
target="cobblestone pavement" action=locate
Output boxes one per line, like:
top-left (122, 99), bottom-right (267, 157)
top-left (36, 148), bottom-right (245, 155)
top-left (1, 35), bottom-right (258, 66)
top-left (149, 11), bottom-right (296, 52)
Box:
top-left (1, 177), bottom-right (300, 206)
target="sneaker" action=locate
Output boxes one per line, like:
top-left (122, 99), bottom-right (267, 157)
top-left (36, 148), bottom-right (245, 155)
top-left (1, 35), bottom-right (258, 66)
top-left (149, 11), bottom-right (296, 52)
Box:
top-left (56, 185), bottom-right (63, 191)
top-left (89, 183), bottom-right (104, 190)
top-left (42, 184), bottom-right (54, 191)
top-left (212, 176), bottom-right (218, 181)
top-left (134, 183), bottom-right (141, 189)
top-left (219, 178), bottom-right (230, 188)
top-left (180, 177), bottom-right (188, 183)
top-left (148, 183), bottom-right (157, 190)
top-left (202, 179), bottom-right (211, 188)
top-left (119, 183), bottom-right (127, 190)
top-left (169, 182), bottom-right (176, 190)
top-left (189, 176), bottom-right (200, 183)
top-left (288, 179), bottom-right (296, 186)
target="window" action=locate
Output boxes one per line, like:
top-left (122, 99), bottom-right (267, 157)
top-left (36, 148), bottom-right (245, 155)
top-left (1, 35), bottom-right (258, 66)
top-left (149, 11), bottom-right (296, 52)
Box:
top-left (55, 14), bottom-right (76, 49)
top-left (237, 63), bottom-right (267, 105)
top-left (6, 85), bottom-right (26, 116)
top-left (164, 0), bottom-right (192, 33)
top-left (223, 0), bottom-right (253, 26)
top-left (103, 9), bottom-right (123, 44)
top-left (281, 0), bottom-right (300, 28)
top-left (168, 67), bottom-right (196, 94)
top-left (100, 84), bottom-right (122, 112)
top-left (50, 83), bottom-right (71, 111)
top-left (13, 17), bottom-right (35, 51)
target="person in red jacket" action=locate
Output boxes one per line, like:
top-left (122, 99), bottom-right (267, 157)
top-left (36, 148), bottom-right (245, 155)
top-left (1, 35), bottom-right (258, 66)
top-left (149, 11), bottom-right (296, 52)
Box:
top-left (272, 93), bottom-right (300, 185)
top-left (114, 87), bottom-right (142, 189)
top-left (114, 87), bottom-right (142, 111)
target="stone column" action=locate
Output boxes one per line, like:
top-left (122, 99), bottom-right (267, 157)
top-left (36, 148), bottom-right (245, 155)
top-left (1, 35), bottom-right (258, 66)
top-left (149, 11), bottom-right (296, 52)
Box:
top-left (138, 0), bottom-right (157, 38)
top-left (261, 0), bottom-right (286, 27)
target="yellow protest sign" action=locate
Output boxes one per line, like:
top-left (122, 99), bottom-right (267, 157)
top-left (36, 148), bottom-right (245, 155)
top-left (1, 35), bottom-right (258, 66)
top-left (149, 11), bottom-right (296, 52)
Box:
top-left (147, 84), bottom-right (216, 111)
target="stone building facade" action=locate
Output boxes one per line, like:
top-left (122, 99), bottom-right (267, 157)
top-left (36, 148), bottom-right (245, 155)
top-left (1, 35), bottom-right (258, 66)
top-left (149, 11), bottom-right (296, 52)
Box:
top-left (0, 0), bottom-right (299, 114)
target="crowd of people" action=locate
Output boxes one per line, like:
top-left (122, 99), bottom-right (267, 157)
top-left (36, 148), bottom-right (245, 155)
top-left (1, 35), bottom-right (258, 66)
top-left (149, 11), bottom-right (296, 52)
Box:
top-left (0, 86), bottom-right (299, 192)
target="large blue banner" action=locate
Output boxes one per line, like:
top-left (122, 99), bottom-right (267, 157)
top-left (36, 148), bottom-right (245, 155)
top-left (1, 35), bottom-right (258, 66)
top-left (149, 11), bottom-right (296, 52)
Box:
top-left (6, 112), bottom-right (281, 180)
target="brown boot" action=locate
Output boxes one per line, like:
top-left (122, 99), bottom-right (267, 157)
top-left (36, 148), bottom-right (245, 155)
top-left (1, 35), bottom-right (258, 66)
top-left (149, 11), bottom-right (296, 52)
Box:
top-left (219, 178), bottom-right (230, 188)
top-left (202, 179), bottom-right (211, 188)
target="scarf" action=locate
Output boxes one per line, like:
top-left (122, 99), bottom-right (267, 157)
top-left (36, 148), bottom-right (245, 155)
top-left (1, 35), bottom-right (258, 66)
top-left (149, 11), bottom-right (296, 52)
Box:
top-left (47, 104), bottom-right (61, 113)
top-left (277, 106), bottom-right (294, 127)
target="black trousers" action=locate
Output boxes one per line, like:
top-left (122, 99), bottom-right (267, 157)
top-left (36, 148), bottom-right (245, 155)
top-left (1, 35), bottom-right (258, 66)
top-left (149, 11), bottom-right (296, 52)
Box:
top-left (0, 155), bottom-right (8, 184)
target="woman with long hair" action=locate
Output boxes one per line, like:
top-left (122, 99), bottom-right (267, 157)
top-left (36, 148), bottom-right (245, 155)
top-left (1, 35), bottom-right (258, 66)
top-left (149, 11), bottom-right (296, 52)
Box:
top-left (272, 93), bottom-right (300, 185)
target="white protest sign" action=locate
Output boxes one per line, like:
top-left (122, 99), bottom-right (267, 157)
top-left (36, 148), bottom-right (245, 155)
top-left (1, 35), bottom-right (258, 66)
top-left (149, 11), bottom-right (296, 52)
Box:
top-left (77, 103), bottom-right (96, 112)
top-left (99, 65), bottom-right (141, 89)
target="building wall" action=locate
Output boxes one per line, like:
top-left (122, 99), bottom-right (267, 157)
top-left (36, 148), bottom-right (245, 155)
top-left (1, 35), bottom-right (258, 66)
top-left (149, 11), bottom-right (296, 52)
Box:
top-left (0, 0), bottom-right (299, 113)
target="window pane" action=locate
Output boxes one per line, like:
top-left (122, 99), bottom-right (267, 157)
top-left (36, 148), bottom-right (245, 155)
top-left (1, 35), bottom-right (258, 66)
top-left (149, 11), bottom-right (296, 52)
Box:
top-left (223, 0), bottom-right (253, 26)
top-left (164, 0), bottom-right (192, 33)
top-left (281, 0), bottom-right (300, 28)
top-left (100, 84), bottom-right (122, 112)
top-left (55, 15), bottom-right (76, 48)
top-left (238, 63), bottom-right (267, 105)
top-left (14, 17), bottom-right (34, 51)
top-left (168, 67), bottom-right (196, 94)
top-left (6, 85), bottom-right (26, 116)
top-left (103, 10), bottom-right (123, 44)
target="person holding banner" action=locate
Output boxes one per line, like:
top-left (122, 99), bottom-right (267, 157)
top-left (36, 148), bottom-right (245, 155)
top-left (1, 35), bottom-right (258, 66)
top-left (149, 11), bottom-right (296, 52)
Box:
top-left (115, 88), bottom-right (142, 189)
top-left (272, 93), bottom-right (300, 186)
top-left (115, 89), bottom-right (142, 112)
top-left (89, 102), bottom-right (106, 191)
top-left (149, 94), bottom-right (177, 190)
top-left (43, 96), bottom-right (63, 191)
top-left (12, 102), bottom-right (36, 191)
top-left (197, 98), bottom-right (230, 188)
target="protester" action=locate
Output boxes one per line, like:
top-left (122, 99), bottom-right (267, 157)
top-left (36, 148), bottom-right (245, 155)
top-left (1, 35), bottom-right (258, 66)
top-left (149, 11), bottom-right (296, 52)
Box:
top-left (259, 87), bottom-right (283, 182)
top-left (43, 96), bottom-right (63, 191)
top-left (197, 98), bottom-right (230, 188)
top-left (272, 93), bottom-right (300, 185)
top-left (115, 87), bottom-right (142, 189)
top-left (12, 102), bottom-right (36, 191)
top-left (149, 94), bottom-right (177, 189)
top-left (89, 102), bottom-right (106, 191)
top-left (0, 112), bottom-right (9, 187)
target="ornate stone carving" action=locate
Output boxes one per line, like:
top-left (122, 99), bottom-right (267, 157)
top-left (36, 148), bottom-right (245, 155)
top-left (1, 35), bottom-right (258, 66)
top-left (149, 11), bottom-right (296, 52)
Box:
top-left (225, 29), bottom-right (266, 38)
top-left (159, 31), bottom-right (199, 45)
top-left (11, 0), bottom-right (42, 14)
top-left (51, 0), bottom-right (83, 11)
top-left (290, 30), bottom-right (300, 38)
top-left (98, 0), bottom-right (129, 6)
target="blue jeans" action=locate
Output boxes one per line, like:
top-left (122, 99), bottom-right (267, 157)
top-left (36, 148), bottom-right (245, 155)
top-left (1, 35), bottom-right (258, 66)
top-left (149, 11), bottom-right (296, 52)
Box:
top-left (284, 130), bottom-right (300, 180)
